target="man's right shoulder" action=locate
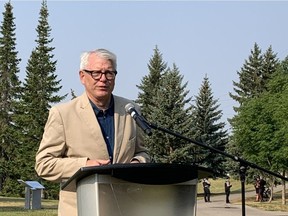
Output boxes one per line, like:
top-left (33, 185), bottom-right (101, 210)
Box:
top-left (52, 93), bottom-right (88, 111)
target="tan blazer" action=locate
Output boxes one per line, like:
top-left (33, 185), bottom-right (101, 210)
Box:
top-left (35, 93), bottom-right (150, 216)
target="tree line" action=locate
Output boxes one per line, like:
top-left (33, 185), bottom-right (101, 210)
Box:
top-left (0, 0), bottom-right (287, 203)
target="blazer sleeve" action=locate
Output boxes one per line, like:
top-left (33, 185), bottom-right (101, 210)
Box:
top-left (129, 104), bottom-right (151, 163)
top-left (131, 122), bottom-right (151, 163)
top-left (35, 106), bottom-right (88, 183)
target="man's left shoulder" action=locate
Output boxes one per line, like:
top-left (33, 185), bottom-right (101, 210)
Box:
top-left (113, 95), bottom-right (136, 107)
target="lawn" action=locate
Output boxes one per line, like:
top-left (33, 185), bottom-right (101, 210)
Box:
top-left (0, 196), bottom-right (57, 216)
top-left (244, 195), bottom-right (288, 212)
top-left (197, 177), bottom-right (256, 194)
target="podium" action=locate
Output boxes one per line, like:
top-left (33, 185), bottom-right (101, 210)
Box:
top-left (61, 163), bottom-right (211, 216)
top-left (17, 179), bottom-right (45, 209)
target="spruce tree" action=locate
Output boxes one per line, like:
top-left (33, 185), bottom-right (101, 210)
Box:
top-left (190, 76), bottom-right (228, 175)
top-left (136, 45), bottom-right (167, 117)
top-left (261, 45), bottom-right (279, 88)
top-left (229, 43), bottom-right (263, 110)
top-left (229, 43), bottom-right (279, 112)
top-left (228, 43), bottom-right (280, 180)
top-left (12, 0), bottom-right (66, 198)
top-left (146, 64), bottom-right (192, 163)
top-left (0, 2), bottom-right (21, 195)
top-left (70, 88), bottom-right (77, 99)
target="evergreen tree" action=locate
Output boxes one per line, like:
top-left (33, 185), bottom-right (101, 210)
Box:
top-left (146, 64), bottom-right (193, 163)
top-left (70, 88), bottom-right (77, 99)
top-left (12, 0), bottom-right (66, 198)
top-left (0, 2), bottom-right (21, 194)
top-left (222, 136), bottom-right (241, 176)
top-left (230, 43), bottom-right (279, 112)
top-left (228, 44), bottom-right (280, 181)
top-left (136, 45), bottom-right (167, 117)
top-left (190, 76), bottom-right (228, 175)
top-left (229, 43), bottom-right (263, 110)
top-left (261, 45), bottom-right (279, 88)
top-left (227, 43), bottom-right (263, 177)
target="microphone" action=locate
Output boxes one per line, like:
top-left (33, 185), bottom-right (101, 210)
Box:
top-left (125, 103), bottom-right (152, 136)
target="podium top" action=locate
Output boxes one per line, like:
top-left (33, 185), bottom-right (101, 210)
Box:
top-left (17, 180), bottom-right (45, 189)
top-left (61, 163), bottom-right (212, 192)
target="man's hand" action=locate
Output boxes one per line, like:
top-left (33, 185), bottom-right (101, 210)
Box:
top-left (130, 159), bottom-right (140, 163)
top-left (85, 159), bottom-right (111, 166)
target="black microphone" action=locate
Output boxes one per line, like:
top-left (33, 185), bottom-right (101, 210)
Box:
top-left (125, 103), bottom-right (152, 136)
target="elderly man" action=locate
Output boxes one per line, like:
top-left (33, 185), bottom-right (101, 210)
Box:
top-left (35, 48), bottom-right (150, 216)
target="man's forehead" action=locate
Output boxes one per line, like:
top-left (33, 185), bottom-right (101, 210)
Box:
top-left (88, 54), bottom-right (113, 67)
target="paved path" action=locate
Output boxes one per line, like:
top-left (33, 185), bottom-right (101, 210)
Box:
top-left (196, 189), bottom-right (288, 216)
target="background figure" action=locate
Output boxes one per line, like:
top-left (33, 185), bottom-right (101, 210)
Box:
top-left (224, 177), bottom-right (232, 203)
top-left (258, 177), bottom-right (266, 202)
top-left (35, 48), bottom-right (150, 216)
top-left (203, 178), bottom-right (211, 202)
top-left (254, 176), bottom-right (261, 201)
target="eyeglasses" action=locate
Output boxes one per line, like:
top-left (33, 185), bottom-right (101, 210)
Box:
top-left (83, 69), bottom-right (117, 80)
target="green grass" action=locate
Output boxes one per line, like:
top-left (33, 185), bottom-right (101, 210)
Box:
top-left (235, 191), bottom-right (288, 212)
top-left (245, 199), bottom-right (288, 212)
top-left (197, 177), bottom-right (256, 194)
top-left (0, 196), bottom-right (57, 216)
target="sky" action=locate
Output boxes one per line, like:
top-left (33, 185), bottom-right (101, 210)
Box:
top-left (0, 0), bottom-right (287, 132)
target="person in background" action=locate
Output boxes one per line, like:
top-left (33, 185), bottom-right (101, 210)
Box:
top-left (258, 176), bottom-right (266, 202)
top-left (35, 48), bottom-right (150, 216)
top-left (254, 176), bottom-right (261, 201)
top-left (203, 178), bottom-right (211, 202)
top-left (224, 177), bottom-right (232, 203)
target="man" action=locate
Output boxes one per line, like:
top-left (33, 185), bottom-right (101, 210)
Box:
top-left (258, 176), bottom-right (266, 202)
top-left (224, 177), bottom-right (232, 203)
top-left (254, 176), bottom-right (260, 201)
top-left (35, 48), bottom-right (150, 216)
top-left (202, 178), bottom-right (211, 202)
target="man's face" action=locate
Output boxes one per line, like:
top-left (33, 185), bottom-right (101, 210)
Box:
top-left (79, 53), bottom-right (116, 101)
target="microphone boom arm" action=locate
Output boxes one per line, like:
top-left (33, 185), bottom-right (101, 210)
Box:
top-left (147, 121), bottom-right (288, 181)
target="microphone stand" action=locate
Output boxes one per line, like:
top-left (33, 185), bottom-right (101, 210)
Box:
top-left (145, 121), bottom-right (288, 216)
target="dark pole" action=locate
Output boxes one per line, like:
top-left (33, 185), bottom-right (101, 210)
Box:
top-left (239, 165), bottom-right (247, 216)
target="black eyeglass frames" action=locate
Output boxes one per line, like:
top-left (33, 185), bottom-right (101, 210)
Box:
top-left (83, 69), bottom-right (117, 80)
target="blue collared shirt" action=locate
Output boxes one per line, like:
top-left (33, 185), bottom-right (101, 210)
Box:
top-left (89, 96), bottom-right (115, 162)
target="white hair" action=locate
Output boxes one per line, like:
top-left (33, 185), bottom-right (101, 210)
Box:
top-left (80, 48), bottom-right (117, 70)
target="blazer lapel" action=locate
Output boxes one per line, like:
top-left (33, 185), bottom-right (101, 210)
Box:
top-left (78, 93), bottom-right (109, 158)
top-left (113, 96), bottom-right (126, 162)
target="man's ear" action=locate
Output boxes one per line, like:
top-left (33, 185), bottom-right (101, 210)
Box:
top-left (79, 70), bottom-right (85, 84)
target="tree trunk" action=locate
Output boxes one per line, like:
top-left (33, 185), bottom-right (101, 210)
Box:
top-left (269, 183), bottom-right (273, 203)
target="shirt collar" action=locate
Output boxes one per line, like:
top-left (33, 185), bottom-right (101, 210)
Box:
top-left (89, 95), bottom-right (114, 115)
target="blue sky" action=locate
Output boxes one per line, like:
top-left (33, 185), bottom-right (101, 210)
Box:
top-left (0, 1), bottom-right (287, 132)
